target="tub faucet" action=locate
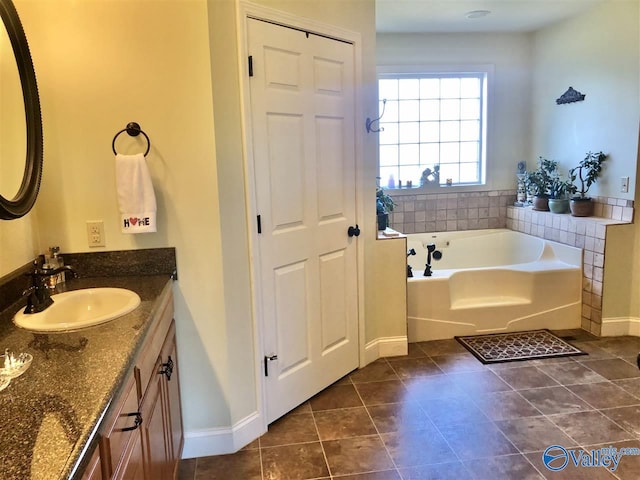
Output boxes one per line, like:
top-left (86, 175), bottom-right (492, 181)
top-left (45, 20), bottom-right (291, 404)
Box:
top-left (424, 244), bottom-right (442, 277)
top-left (22, 262), bottom-right (78, 314)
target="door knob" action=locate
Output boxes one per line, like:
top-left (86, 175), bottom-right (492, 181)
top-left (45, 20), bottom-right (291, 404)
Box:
top-left (347, 225), bottom-right (360, 237)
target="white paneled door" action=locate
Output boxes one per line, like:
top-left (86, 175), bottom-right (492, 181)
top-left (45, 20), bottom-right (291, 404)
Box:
top-left (247, 18), bottom-right (359, 423)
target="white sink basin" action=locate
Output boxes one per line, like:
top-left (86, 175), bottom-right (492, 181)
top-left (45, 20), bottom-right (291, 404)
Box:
top-left (13, 288), bottom-right (141, 333)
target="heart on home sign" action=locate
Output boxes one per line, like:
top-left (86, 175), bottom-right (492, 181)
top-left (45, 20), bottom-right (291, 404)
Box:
top-left (129, 217), bottom-right (138, 225)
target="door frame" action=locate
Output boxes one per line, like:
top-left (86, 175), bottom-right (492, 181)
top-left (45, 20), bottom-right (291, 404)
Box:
top-left (235, 0), bottom-right (366, 432)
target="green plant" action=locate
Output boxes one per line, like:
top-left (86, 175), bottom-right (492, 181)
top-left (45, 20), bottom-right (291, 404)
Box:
top-left (376, 186), bottom-right (396, 214)
top-left (525, 157), bottom-right (558, 197)
top-left (549, 175), bottom-right (577, 199)
top-left (569, 151), bottom-right (608, 199)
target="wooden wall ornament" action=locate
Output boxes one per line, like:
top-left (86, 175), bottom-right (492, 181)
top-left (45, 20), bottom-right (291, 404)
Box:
top-left (556, 87), bottom-right (586, 105)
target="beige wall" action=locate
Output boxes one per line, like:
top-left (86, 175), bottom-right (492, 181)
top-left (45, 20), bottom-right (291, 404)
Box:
top-left (531, 0), bottom-right (639, 200)
top-left (14, 0), bottom-right (233, 433)
top-left (0, 213), bottom-right (38, 274)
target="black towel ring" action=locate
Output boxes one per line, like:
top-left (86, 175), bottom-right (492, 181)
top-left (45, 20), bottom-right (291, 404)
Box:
top-left (112, 122), bottom-right (151, 156)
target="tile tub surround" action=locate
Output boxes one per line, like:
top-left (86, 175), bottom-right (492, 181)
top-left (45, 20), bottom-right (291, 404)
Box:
top-left (0, 248), bottom-right (176, 480)
top-left (387, 189), bottom-right (517, 234)
top-left (506, 206), bottom-right (634, 337)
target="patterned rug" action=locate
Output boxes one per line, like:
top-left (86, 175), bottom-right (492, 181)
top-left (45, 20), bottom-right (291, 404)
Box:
top-left (455, 329), bottom-right (587, 364)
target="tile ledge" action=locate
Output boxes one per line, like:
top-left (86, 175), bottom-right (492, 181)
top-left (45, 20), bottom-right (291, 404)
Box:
top-left (377, 228), bottom-right (406, 240)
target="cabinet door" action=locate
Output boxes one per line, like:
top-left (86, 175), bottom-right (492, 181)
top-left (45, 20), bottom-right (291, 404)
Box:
top-left (81, 447), bottom-right (102, 480)
top-left (100, 374), bottom-right (141, 479)
top-left (142, 357), bottom-right (170, 480)
top-left (160, 321), bottom-right (183, 472)
top-left (116, 429), bottom-right (145, 480)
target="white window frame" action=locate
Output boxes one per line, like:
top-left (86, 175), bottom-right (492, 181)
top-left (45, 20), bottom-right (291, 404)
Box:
top-left (377, 64), bottom-right (493, 190)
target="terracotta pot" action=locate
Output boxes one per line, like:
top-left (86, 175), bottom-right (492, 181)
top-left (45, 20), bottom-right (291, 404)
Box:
top-left (548, 198), bottom-right (569, 214)
top-left (570, 198), bottom-right (594, 217)
top-left (532, 196), bottom-right (549, 211)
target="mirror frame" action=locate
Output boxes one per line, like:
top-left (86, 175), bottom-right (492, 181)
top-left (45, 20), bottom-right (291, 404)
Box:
top-left (0, 0), bottom-right (43, 220)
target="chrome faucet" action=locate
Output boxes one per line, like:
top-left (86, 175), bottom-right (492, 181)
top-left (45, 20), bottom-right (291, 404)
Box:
top-left (22, 262), bottom-right (78, 314)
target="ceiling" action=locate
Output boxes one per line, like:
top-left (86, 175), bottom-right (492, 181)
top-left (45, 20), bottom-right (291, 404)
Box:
top-left (376, 0), bottom-right (605, 33)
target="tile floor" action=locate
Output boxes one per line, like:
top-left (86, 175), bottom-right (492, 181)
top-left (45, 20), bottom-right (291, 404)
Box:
top-left (178, 330), bottom-right (640, 479)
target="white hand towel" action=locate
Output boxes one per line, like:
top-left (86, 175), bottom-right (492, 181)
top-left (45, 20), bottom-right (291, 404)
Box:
top-left (115, 153), bottom-right (157, 233)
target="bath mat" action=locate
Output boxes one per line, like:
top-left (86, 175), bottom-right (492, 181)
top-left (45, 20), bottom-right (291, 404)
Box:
top-left (455, 329), bottom-right (587, 364)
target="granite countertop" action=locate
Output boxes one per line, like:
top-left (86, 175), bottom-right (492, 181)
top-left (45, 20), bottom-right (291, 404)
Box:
top-left (0, 274), bottom-right (173, 480)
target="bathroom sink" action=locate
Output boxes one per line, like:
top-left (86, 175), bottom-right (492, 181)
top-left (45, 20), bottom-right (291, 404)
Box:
top-left (13, 288), bottom-right (141, 333)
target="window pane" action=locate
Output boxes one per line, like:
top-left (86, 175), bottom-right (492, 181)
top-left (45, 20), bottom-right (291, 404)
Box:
top-left (380, 167), bottom-right (398, 188)
top-left (399, 165), bottom-right (422, 186)
top-left (379, 145), bottom-right (398, 167)
top-left (379, 79), bottom-right (398, 100)
top-left (440, 143), bottom-right (460, 163)
top-left (460, 142), bottom-right (479, 163)
top-left (440, 121), bottom-right (460, 142)
top-left (420, 143), bottom-right (439, 166)
top-left (398, 79), bottom-right (419, 99)
top-left (420, 78), bottom-right (440, 99)
top-left (399, 122), bottom-right (419, 143)
top-left (399, 144), bottom-right (419, 166)
top-left (460, 163), bottom-right (479, 183)
top-left (377, 73), bottom-right (486, 188)
top-left (379, 122), bottom-right (398, 145)
top-left (440, 99), bottom-right (460, 120)
top-left (384, 100), bottom-right (399, 122)
top-left (399, 100), bottom-right (420, 121)
top-left (420, 100), bottom-right (439, 121)
top-left (439, 163), bottom-right (459, 184)
top-left (460, 99), bottom-right (480, 119)
top-left (461, 77), bottom-right (480, 98)
top-left (460, 120), bottom-right (479, 141)
top-left (420, 122), bottom-right (439, 142)
top-left (440, 78), bottom-right (460, 98)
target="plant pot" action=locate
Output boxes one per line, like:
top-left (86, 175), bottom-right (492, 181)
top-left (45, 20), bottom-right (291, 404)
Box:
top-left (570, 198), bottom-right (594, 217)
top-left (548, 198), bottom-right (569, 214)
top-left (377, 213), bottom-right (389, 231)
top-left (532, 196), bottom-right (549, 211)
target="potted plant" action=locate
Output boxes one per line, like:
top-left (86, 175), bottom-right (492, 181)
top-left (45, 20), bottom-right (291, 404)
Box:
top-left (525, 157), bottom-right (558, 211)
top-left (569, 151), bottom-right (608, 217)
top-left (548, 174), bottom-right (576, 214)
top-left (376, 185), bottom-right (396, 230)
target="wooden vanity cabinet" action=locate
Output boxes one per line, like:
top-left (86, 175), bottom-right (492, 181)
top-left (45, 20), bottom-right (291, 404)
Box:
top-left (95, 291), bottom-right (183, 480)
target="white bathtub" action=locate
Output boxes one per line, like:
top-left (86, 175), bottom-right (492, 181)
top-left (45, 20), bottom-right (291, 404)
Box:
top-left (407, 229), bottom-right (582, 341)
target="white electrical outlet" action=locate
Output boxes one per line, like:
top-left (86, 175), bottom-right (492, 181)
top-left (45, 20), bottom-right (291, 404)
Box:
top-left (621, 176), bottom-right (630, 193)
top-left (86, 221), bottom-right (105, 247)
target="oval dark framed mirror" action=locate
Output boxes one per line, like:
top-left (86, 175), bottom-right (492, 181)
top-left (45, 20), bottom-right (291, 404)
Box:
top-left (0, 0), bottom-right (43, 220)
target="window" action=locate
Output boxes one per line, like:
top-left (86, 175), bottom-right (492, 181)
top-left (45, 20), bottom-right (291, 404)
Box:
top-left (378, 70), bottom-right (488, 189)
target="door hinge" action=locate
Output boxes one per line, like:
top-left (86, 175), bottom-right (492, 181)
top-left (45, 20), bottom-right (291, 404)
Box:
top-left (257, 214), bottom-right (262, 234)
top-left (264, 354), bottom-right (278, 376)
top-left (248, 55), bottom-right (254, 77)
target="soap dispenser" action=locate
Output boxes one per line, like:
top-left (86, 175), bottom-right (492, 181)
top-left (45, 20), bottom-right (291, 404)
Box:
top-left (49, 246), bottom-right (65, 285)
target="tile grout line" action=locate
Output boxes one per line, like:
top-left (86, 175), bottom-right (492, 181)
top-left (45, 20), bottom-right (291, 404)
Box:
top-left (354, 357), bottom-right (405, 478)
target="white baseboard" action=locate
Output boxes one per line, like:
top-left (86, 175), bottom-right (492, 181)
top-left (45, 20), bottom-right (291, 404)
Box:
top-left (364, 336), bottom-right (408, 364)
top-left (601, 317), bottom-right (640, 337)
top-left (182, 411), bottom-right (265, 459)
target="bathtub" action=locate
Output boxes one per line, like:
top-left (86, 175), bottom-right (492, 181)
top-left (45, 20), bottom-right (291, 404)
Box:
top-left (407, 229), bottom-right (582, 341)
